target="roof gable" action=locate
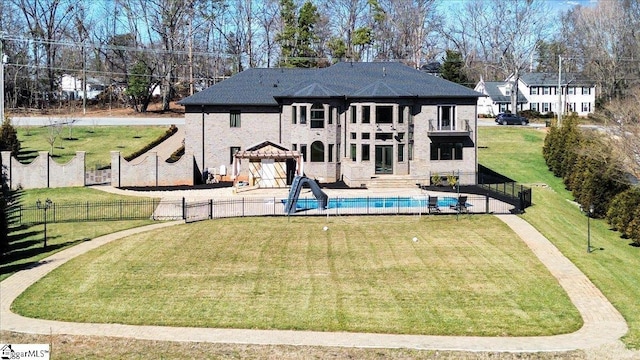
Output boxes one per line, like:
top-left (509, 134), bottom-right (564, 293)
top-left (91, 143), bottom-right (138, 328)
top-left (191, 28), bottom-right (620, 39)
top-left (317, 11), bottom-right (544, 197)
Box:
top-left (245, 141), bottom-right (289, 152)
top-left (481, 81), bottom-right (527, 103)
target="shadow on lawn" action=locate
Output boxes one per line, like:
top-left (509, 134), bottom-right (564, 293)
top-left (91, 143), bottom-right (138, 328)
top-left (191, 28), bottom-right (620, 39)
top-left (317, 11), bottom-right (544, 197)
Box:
top-left (1, 186), bottom-right (89, 277)
top-left (0, 237), bottom-right (90, 276)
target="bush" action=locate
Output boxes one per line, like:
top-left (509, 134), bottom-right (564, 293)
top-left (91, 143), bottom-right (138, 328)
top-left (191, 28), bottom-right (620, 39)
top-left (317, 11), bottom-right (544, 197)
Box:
top-left (626, 206), bottom-right (640, 247)
top-left (518, 109), bottom-right (541, 119)
top-left (0, 117), bottom-right (20, 157)
top-left (607, 188), bottom-right (640, 237)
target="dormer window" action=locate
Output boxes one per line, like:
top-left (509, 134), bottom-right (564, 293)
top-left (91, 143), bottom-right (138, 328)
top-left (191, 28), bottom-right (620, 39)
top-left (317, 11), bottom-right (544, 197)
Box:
top-left (503, 83), bottom-right (512, 96)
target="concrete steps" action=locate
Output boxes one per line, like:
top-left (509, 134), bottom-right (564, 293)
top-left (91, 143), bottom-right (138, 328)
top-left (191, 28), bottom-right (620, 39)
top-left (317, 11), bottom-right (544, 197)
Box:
top-left (362, 176), bottom-right (428, 189)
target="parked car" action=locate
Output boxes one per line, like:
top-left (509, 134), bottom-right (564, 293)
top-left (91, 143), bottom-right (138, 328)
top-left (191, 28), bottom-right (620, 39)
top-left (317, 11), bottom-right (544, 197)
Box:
top-left (495, 113), bottom-right (529, 125)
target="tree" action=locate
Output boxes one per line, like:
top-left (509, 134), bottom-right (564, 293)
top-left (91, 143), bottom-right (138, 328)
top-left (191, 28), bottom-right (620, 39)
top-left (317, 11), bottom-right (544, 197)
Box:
top-left (126, 61), bottom-right (154, 113)
top-left (533, 40), bottom-right (570, 73)
top-left (327, 37), bottom-right (347, 61)
top-left (0, 117), bottom-right (20, 157)
top-left (44, 118), bottom-right (62, 156)
top-left (607, 188), bottom-right (640, 237)
top-left (441, 50), bottom-right (469, 87)
top-left (559, 1), bottom-right (640, 100)
top-left (276, 0), bottom-right (320, 68)
top-left (11, 0), bottom-right (84, 104)
top-left (604, 87), bottom-right (640, 181)
top-left (443, 0), bottom-right (550, 109)
top-left (368, 0), bottom-right (440, 67)
top-left (323, 0), bottom-right (369, 60)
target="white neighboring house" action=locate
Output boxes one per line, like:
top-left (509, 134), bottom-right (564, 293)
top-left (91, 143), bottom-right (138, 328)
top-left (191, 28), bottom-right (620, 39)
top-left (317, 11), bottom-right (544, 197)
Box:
top-left (60, 74), bottom-right (106, 100)
top-left (474, 78), bottom-right (527, 116)
top-left (510, 73), bottom-right (596, 117)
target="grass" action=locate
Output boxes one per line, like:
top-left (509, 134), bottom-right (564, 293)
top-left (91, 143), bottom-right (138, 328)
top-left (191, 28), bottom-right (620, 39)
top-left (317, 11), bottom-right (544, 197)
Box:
top-left (3, 125), bottom-right (639, 357)
top-left (0, 331), bottom-right (588, 360)
top-left (15, 125), bottom-right (169, 169)
top-left (1, 220), bottom-right (154, 282)
top-left (1, 187), bottom-right (158, 282)
top-left (15, 186), bottom-right (156, 206)
top-left (12, 216), bottom-right (581, 336)
top-left (479, 126), bottom-right (640, 348)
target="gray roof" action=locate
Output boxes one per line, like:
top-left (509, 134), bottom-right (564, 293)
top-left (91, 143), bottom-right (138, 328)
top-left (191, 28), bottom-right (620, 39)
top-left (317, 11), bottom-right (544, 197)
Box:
top-left (519, 73), bottom-right (595, 87)
top-left (178, 62), bottom-right (481, 106)
top-left (481, 81), bottom-right (527, 103)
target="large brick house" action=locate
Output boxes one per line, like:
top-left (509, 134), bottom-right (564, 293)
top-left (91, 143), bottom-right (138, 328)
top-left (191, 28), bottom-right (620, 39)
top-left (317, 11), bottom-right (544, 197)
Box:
top-left (178, 62), bottom-right (482, 188)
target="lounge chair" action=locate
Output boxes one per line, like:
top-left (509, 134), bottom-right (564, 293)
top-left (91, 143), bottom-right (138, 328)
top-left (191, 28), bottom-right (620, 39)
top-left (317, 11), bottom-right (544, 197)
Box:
top-left (450, 195), bottom-right (468, 213)
top-left (428, 196), bottom-right (441, 213)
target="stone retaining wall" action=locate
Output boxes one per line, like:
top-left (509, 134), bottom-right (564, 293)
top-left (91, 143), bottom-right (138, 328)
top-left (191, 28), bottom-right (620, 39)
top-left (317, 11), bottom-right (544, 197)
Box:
top-left (110, 151), bottom-right (194, 187)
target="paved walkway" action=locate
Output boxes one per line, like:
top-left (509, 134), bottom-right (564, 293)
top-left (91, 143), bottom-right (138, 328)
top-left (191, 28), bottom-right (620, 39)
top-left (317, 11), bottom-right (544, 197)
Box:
top-left (0, 201), bottom-right (630, 353)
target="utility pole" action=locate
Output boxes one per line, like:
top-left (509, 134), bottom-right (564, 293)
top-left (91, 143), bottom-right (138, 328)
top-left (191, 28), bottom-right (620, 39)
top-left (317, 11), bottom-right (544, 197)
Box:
top-left (82, 42), bottom-right (87, 115)
top-left (188, 3), bottom-right (194, 96)
top-left (0, 33), bottom-right (6, 123)
top-left (557, 55), bottom-right (562, 126)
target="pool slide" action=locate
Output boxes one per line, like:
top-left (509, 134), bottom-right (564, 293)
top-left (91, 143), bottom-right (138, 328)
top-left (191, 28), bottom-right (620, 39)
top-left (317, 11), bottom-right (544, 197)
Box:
top-left (284, 176), bottom-right (329, 214)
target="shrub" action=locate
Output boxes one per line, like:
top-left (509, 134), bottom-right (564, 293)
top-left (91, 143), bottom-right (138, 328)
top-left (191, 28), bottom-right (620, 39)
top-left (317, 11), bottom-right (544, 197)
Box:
top-left (430, 173), bottom-right (441, 186)
top-left (607, 188), bottom-right (640, 236)
top-left (518, 109), bottom-right (541, 119)
top-left (0, 117), bottom-right (20, 157)
top-left (626, 206), bottom-right (640, 247)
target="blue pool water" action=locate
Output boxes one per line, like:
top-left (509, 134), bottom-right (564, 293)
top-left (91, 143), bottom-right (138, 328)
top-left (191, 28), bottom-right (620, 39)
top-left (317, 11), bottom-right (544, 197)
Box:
top-left (288, 196), bottom-right (463, 210)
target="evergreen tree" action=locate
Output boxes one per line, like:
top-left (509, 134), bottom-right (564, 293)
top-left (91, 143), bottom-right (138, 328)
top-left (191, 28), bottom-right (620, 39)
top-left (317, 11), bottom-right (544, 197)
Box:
top-left (126, 61), bottom-right (153, 113)
top-left (0, 117), bottom-right (20, 157)
top-left (441, 50), bottom-right (469, 87)
top-left (607, 188), bottom-right (640, 236)
top-left (276, 0), bottom-right (320, 68)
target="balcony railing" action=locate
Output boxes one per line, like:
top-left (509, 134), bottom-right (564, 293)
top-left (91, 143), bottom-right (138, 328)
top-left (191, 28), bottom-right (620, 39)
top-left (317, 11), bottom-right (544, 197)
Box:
top-left (428, 119), bottom-right (471, 136)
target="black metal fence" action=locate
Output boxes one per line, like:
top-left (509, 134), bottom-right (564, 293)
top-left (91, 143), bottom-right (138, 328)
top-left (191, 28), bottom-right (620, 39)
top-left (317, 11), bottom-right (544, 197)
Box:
top-left (477, 165), bottom-right (532, 212)
top-left (477, 182), bottom-right (532, 209)
top-left (182, 193), bottom-right (517, 223)
top-left (12, 199), bottom-right (162, 225)
top-left (10, 193), bottom-right (519, 227)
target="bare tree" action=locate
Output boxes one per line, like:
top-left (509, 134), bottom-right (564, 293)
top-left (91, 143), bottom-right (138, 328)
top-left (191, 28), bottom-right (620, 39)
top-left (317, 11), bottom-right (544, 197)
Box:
top-left (368, 0), bottom-right (441, 67)
top-left (605, 87), bottom-right (640, 180)
top-left (447, 0), bottom-right (550, 111)
top-left (11, 0), bottom-right (81, 105)
top-left (560, 1), bottom-right (640, 101)
top-left (256, 0), bottom-right (280, 67)
top-left (44, 117), bottom-right (63, 156)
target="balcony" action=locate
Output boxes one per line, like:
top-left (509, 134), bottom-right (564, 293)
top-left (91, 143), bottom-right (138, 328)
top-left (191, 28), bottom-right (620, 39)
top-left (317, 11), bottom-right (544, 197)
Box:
top-left (428, 119), bottom-right (471, 137)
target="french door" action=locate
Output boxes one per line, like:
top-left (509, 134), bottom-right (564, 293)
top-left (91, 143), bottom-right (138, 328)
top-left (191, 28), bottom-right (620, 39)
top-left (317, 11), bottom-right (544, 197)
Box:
top-left (375, 145), bottom-right (393, 174)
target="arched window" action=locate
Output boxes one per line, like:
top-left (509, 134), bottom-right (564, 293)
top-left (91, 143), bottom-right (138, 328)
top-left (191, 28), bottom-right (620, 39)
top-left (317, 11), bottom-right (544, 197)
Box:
top-left (311, 141), bottom-right (325, 162)
top-left (310, 103), bottom-right (325, 128)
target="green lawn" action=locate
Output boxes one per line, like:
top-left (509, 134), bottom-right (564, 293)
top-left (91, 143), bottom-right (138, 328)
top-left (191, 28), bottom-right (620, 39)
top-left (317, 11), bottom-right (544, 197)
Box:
top-left (14, 186), bottom-right (156, 206)
top-left (1, 187), bottom-right (158, 282)
top-left (12, 216), bottom-right (581, 336)
top-left (5, 125), bottom-right (639, 349)
top-left (479, 126), bottom-right (640, 348)
top-left (16, 125), bottom-right (169, 169)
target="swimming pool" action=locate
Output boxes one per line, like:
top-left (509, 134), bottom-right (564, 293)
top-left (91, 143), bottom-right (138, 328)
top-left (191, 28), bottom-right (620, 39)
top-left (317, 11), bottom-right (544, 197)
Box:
top-left (288, 196), bottom-right (463, 210)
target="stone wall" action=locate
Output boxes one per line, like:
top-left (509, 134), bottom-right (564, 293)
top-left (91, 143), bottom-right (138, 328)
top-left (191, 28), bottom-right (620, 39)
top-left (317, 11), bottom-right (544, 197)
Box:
top-left (110, 151), bottom-right (194, 187)
top-left (1, 151), bottom-right (85, 189)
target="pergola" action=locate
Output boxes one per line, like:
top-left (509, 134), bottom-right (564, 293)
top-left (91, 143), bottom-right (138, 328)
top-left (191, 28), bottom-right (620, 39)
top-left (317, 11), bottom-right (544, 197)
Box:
top-left (231, 142), bottom-right (303, 190)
